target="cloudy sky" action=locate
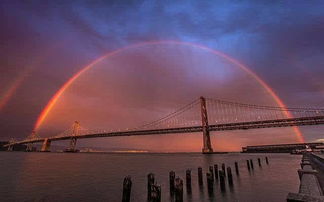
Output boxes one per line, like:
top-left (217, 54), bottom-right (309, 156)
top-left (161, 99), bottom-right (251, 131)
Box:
top-left (1, 0), bottom-right (324, 151)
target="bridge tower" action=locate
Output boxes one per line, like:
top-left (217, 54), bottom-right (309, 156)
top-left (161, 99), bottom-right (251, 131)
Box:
top-left (7, 138), bottom-right (15, 151)
top-left (26, 130), bottom-right (38, 152)
top-left (68, 121), bottom-right (80, 152)
top-left (200, 96), bottom-right (213, 154)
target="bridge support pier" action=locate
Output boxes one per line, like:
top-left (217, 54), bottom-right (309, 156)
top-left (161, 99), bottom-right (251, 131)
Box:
top-left (26, 143), bottom-right (33, 152)
top-left (65, 121), bottom-right (80, 152)
top-left (41, 138), bottom-right (51, 152)
top-left (200, 96), bottom-right (213, 154)
top-left (7, 145), bottom-right (13, 151)
top-left (67, 137), bottom-right (77, 152)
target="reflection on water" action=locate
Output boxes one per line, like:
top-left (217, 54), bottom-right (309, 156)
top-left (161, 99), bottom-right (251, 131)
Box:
top-left (0, 152), bottom-right (300, 202)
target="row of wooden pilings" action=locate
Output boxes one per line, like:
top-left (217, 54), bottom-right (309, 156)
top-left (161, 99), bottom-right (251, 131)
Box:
top-left (122, 157), bottom-right (269, 202)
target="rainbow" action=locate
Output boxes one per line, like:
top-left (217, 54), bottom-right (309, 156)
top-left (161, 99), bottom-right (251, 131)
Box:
top-left (0, 43), bottom-right (63, 112)
top-left (0, 77), bottom-right (25, 111)
top-left (34, 40), bottom-right (304, 142)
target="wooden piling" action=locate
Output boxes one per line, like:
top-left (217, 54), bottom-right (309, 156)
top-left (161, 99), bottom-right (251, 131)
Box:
top-left (222, 163), bottom-right (226, 177)
top-left (227, 167), bottom-right (233, 186)
top-left (198, 167), bottom-right (203, 185)
top-left (147, 173), bottom-right (155, 201)
top-left (186, 169), bottom-right (191, 193)
top-left (250, 159), bottom-right (254, 169)
top-left (258, 158), bottom-right (261, 167)
top-left (150, 184), bottom-right (161, 202)
top-left (214, 164), bottom-right (218, 179)
top-left (209, 166), bottom-right (214, 182)
top-left (219, 170), bottom-right (226, 191)
top-left (175, 177), bottom-right (183, 202)
top-left (122, 176), bottom-right (132, 202)
top-left (234, 162), bottom-right (239, 175)
top-left (246, 160), bottom-right (251, 170)
top-left (206, 172), bottom-right (214, 193)
top-left (265, 157), bottom-right (269, 164)
top-left (169, 171), bottom-right (175, 195)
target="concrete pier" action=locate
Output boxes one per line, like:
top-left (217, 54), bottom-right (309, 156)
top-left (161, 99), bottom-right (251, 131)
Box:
top-left (309, 153), bottom-right (324, 195)
top-left (287, 154), bottom-right (324, 202)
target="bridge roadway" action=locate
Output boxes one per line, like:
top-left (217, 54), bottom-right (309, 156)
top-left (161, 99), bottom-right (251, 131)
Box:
top-left (8, 115), bottom-right (324, 146)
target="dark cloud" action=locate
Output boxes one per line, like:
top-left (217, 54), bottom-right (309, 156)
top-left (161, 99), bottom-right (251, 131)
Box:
top-left (0, 0), bottom-right (323, 151)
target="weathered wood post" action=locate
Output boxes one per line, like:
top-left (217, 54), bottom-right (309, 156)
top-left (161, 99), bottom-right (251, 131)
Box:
top-left (147, 173), bottom-right (155, 201)
top-left (209, 166), bottom-right (214, 182)
top-left (214, 164), bottom-right (218, 180)
top-left (219, 170), bottom-right (226, 191)
top-left (227, 167), bottom-right (233, 186)
top-left (265, 157), bottom-right (269, 164)
top-left (222, 163), bottom-right (226, 177)
top-left (250, 159), bottom-right (254, 169)
top-left (150, 184), bottom-right (161, 202)
top-left (206, 172), bottom-right (214, 195)
top-left (175, 177), bottom-right (183, 202)
top-left (198, 167), bottom-right (203, 186)
top-left (246, 160), bottom-right (251, 170)
top-left (169, 171), bottom-right (175, 195)
top-left (186, 169), bottom-right (191, 194)
top-left (122, 176), bottom-right (132, 202)
top-left (234, 162), bottom-right (239, 175)
top-left (258, 158), bottom-right (261, 167)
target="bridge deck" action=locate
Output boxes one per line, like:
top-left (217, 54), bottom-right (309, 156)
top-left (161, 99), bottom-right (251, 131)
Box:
top-left (6, 115), bottom-right (324, 146)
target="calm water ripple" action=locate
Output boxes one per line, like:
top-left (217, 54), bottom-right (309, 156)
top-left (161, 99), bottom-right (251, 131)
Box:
top-left (0, 152), bottom-right (300, 202)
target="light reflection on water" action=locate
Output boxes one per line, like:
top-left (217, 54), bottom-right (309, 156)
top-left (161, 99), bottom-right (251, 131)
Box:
top-left (0, 152), bottom-right (300, 202)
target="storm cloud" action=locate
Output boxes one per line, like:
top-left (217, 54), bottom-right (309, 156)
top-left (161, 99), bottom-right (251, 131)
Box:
top-left (1, 0), bottom-right (324, 151)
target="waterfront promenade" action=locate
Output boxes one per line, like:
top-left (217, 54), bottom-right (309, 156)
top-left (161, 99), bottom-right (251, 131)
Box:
top-left (287, 152), bottom-right (324, 202)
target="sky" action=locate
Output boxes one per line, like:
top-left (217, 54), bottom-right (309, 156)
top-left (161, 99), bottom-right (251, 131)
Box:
top-left (0, 0), bottom-right (324, 152)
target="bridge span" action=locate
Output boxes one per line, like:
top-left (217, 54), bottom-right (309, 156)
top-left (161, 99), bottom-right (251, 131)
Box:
top-left (5, 97), bottom-right (324, 153)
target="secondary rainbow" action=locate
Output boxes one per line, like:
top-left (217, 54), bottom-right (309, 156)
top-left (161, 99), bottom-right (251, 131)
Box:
top-left (34, 40), bottom-right (305, 142)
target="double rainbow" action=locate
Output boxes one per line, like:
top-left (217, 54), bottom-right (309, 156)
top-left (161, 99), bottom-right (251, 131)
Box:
top-left (33, 40), bottom-right (304, 142)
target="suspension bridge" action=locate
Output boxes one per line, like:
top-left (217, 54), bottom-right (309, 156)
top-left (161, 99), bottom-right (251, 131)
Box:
top-left (5, 97), bottom-right (324, 153)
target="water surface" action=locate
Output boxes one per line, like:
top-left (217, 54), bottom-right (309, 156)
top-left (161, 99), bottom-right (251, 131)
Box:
top-left (0, 152), bottom-right (300, 202)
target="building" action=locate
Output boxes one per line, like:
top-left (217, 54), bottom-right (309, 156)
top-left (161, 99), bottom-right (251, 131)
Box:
top-left (242, 142), bottom-right (324, 153)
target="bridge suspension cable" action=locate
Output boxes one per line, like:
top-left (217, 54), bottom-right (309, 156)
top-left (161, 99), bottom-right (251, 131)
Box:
top-left (205, 98), bottom-right (324, 125)
top-left (5, 96), bottom-right (324, 153)
top-left (135, 98), bottom-right (201, 130)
